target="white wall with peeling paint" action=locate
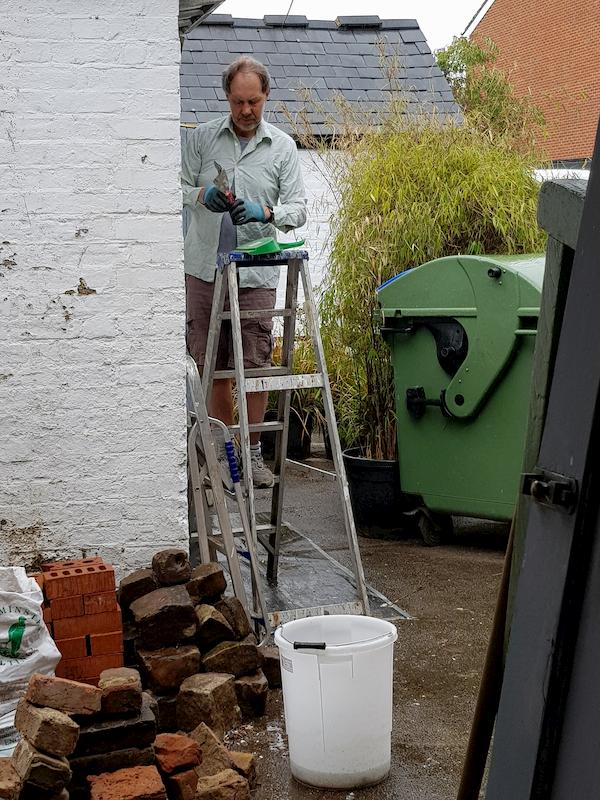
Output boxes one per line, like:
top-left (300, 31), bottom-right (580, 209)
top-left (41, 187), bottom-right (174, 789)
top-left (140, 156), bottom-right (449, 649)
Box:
top-left (0, 0), bottom-right (187, 575)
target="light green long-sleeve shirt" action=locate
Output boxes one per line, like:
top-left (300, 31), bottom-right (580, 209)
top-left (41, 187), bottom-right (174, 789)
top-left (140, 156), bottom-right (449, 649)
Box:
top-left (181, 115), bottom-right (307, 288)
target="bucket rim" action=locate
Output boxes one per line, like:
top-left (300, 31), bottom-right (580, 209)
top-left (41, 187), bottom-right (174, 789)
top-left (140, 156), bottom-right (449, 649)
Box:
top-left (274, 614), bottom-right (398, 653)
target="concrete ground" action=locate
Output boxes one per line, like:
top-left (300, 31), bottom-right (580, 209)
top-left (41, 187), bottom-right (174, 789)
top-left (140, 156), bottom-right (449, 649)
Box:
top-left (236, 458), bottom-right (508, 800)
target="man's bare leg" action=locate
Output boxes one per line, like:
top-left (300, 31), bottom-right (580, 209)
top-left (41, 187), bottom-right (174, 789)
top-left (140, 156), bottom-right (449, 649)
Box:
top-left (210, 381), bottom-right (268, 446)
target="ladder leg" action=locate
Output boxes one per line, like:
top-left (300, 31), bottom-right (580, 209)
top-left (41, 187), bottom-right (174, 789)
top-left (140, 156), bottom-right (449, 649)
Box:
top-left (268, 259), bottom-right (300, 582)
top-left (298, 260), bottom-right (371, 615)
top-left (188, 423), bottom-right (211, 564)
top-left (202, 267), bottom-right (227, 400)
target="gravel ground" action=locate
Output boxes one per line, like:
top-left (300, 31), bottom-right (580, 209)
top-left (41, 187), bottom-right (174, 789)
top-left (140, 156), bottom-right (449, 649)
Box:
top-left (244, 459), bottom-right (509, 800)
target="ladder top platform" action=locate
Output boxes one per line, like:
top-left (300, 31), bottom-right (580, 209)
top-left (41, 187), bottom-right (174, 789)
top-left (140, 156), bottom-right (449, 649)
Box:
top-left (217, 249), bottom-right (310, 267)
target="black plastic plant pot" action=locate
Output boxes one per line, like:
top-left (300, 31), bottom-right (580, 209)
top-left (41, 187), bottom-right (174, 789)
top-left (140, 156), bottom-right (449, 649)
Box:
top-left (342, 447), bottom-right (417, 538)
top-left (261, 410), bottom-right (313, 461)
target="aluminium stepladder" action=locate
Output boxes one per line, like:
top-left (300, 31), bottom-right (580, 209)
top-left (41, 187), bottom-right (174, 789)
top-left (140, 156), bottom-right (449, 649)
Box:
top-left (186, 353), bottom-right (271, 638)
top-left (199, 248), bottom-right (370, 626)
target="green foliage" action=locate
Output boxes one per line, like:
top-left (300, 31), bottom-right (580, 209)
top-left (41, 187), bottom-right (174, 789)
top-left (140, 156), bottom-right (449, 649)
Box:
top-left (319, 120), bottom-right (546, 459)
top-left (436, 37), bottom-right (546, 154)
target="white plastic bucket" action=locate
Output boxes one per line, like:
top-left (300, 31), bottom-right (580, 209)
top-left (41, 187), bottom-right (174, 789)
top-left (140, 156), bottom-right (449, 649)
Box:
top-left (275, 614), bottom-right (398, 789)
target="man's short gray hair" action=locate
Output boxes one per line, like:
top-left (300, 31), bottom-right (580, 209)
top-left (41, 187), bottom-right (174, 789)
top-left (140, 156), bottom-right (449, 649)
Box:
top-left (222, 56), bottom-right (271, 95)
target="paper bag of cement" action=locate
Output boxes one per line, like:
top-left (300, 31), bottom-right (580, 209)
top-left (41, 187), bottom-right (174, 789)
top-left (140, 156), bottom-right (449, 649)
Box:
top-left (0, 566), bottom-right (61, 756)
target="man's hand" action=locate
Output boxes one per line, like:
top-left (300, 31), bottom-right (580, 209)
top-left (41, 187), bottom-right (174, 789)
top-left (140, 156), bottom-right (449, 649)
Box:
top-left (229, 198), bottom-right (268, 225)
top-left (203, 184), bottom-right (231, 213)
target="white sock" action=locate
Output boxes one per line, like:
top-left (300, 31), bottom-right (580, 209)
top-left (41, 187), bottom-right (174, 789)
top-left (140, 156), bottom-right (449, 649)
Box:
top-left (250, 442), bottom-right (261, 454)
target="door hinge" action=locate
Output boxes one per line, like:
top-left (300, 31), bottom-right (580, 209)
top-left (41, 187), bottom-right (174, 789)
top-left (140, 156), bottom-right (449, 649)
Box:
top-left (521, 469), bottom-right (578, 513)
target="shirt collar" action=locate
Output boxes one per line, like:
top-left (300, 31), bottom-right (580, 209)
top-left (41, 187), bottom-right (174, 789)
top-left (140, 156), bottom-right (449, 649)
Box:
top-left (219, 115), bottom-right (272, 144)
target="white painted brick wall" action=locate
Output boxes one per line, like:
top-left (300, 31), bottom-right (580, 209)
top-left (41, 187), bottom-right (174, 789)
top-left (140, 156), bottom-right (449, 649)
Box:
top-left (0, 0), bottom-right (187, 576)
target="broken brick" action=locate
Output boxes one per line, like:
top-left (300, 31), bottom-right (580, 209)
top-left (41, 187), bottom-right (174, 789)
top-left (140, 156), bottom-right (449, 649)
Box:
top-left (151, 549), bottom-right (191, 587)
top-left (185, 563), bottom-right (227, 605)
top-left (26, 673), bottom-right (102, 715)
top-left (130, 586), bottom-right (197, 650)
top-left (12, 739), bottom-right (71, 792)
top-left (137, 644), bottom-right (201, 693)
top-left (228, 751), bottom-right (257, 788)
top-left (214, 598), bottom-right (252, 640)
top-left (260, 644), bottom-right (282, 688)
top-left (98, 667), bottom-right (142, 716)
top-left (177, 674), bottom-right (241, 738)
top-left (74, 694), bottom-right (156, 757)
top-left (0, 757), bottom-right (20, 800)
top-left (118, 569), bottom-right (158, 611)
top-left (154, 733), bottom-right (201, 775)
top-left (88, 765), bottom-right (166, 800)
top-left (164, 769), bottom-right (198, 800)
top-left (195, 768), bottom-right (250, 800)
top-left (70, 746), bottom-right (155, 783)
top-left (234, 670), bottom-right (268, 718)
top-left (195, 604), bottom-right (234, 651)
top-left (201, 640), bottom-right (261, 678)
top-left (189, 723), bottom-right (233, 777)
top-left (14, 699), bottom-right (79, 757)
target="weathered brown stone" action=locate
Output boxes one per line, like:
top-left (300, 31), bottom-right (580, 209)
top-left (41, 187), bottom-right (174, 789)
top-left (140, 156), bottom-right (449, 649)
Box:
top-left (152, 693), bottom-right (179, 733)
top-left (164, 769), bottom-right (198, 800)
top-left (196, 604), bottom-right (235, 651)
top-left (137, 644), bottom-right (201, 693)
top-left (189, 723), bottom-right (233, 777)
top-left (12, 739), bottom-right (71, 792)
top-left (0, 757), bottom-right (20, 800)
top-left (15, 699), bottom-right (80, 757)
top-left (152, 550), bottom-right (191, 587)
top-left (88, 765), bottom-right (166, 800)
top-left (213, 598), bottom-right (252, 640)
top-left (201, 641), bottom-right (261, 678)
top-left (195, 769), bottom-right (250, 800)
top-left (118, 569), bottom-right (158, 611)
top-left (122, 621), bottom-right (139, 667)
top-left (185, 564), bottom-right (226, 605)
top-left (260, 645), bottom-right (282, 688)
top-left (154, 733), bottom-right (201, 775)
top-left (228, 751), bottom-right (257, 788)
top-left (177, 674), bottom-right (241, 738)
top-left (234, 670), bottom-right (268, 719)
top-left (130, 586), bottom-right (197, 650)
top-left (26, 673), bottom-right (101, 715)
top-left (70, 746), bottom-right (155, 781)
top-left (73, 695), bottom-right (156, 757)
top-left (98, 667), bottom-right (142, 716)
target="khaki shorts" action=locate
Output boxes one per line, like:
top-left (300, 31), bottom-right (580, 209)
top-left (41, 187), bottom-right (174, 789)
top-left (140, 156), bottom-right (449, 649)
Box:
top-left (186, 274), bottom-right (276, 370)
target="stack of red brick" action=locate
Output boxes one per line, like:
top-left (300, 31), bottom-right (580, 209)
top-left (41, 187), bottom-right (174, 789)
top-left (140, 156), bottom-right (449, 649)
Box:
top-left (35, 557), bottom-right (123, 684)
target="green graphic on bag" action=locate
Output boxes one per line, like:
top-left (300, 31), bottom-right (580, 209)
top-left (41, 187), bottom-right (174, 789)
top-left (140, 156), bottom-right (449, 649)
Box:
top-left (0, 616), bottom-right (27, 659)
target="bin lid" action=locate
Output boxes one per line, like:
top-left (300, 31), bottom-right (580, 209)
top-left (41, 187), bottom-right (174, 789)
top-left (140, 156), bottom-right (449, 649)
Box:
top-left (376, 254), bottom-right (545, 419)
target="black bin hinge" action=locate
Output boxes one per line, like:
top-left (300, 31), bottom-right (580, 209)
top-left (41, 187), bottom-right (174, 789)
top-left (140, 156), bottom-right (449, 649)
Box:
top-left (521, 469), bottom-right (578, 513)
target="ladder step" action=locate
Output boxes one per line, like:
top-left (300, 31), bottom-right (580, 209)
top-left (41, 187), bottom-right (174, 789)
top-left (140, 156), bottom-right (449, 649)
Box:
top-left (213, 366), bottom-right (291, 380)
top-left (244, 373), bottom-right (324, 393)
top-left (229, 421), bottom-right (284, 433)
top-left (222, 308), bottom-right (293, 320)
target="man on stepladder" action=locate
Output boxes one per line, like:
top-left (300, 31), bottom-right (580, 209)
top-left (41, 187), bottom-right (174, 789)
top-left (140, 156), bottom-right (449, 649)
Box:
top-left (182, 56), bottom-right (307, 488)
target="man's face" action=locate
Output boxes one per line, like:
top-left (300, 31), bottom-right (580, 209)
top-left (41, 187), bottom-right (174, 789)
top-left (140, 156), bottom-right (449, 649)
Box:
top-left (227, 71), bottom-right (269, 136)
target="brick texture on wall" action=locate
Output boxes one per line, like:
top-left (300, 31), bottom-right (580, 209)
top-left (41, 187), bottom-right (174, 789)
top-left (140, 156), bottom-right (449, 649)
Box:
top-left (0, 0), bottom-right (188, 575)
top-left (471, 0), bottom-right (600, 161)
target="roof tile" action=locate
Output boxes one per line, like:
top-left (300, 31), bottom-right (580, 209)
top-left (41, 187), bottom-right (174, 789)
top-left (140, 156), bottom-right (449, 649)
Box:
top-left (181, 15), bottom-right (459, 132)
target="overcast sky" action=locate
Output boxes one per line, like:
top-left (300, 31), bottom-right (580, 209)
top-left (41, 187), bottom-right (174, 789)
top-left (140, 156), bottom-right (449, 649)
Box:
top-left (216, 0), bottom-right (485, 52)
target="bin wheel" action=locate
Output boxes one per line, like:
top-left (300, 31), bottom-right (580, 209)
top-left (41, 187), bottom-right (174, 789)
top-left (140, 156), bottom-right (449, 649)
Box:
top-left (418, 511), bottom-right (453, 547)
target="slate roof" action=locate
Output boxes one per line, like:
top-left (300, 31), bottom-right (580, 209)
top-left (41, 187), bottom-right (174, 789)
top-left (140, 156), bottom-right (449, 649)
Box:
top-left (180, 15), bottom-right (460, 134)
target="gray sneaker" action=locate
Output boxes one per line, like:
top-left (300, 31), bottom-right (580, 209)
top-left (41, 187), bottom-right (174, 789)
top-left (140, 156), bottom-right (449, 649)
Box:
top-left (250, 447), bottom-right (275, 488)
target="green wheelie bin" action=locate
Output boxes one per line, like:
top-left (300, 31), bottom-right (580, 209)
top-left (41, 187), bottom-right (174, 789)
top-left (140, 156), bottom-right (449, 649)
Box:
top-left (375, 254), bottom-right (544, 543)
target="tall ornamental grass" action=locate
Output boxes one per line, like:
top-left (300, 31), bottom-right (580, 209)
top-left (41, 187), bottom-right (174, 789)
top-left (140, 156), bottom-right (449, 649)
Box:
top-left (319, 119), bottom-right (547, 459)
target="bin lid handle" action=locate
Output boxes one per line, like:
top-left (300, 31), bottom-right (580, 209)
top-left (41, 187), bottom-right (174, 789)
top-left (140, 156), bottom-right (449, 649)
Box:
top-left (293, 641), bottom-right (327, 650)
